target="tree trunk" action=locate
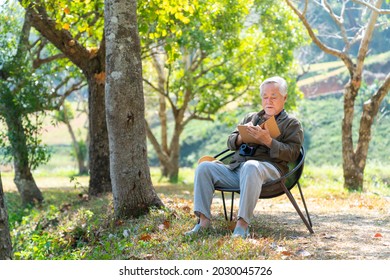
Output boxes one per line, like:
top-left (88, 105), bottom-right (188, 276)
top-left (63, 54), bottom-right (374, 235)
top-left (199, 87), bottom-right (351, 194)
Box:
top-left (105, 0), bottom-right (163, 218)
top-left (0, 172), bottom-right (13, 260)
top-left (87, 74), bottom-right (111, 195)
top-left (5, 111), bottom-right (43, 205)
top-left (63, 114), bottom-right (88, 175)
top-left (342, 78), bottom-right (363, 191)
top-left (25, 5), bottom-right (112, 196)
top-left (146, 51), bottom-right (184, 182)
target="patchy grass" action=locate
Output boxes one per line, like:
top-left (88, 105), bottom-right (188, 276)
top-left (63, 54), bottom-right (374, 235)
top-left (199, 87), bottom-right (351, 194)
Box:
top-left (4, 165), bottom-right (389, 260)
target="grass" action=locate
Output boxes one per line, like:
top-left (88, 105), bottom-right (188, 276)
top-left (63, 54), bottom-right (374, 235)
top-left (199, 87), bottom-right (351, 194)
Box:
top-left (3, 164), bottom-right (389, 260)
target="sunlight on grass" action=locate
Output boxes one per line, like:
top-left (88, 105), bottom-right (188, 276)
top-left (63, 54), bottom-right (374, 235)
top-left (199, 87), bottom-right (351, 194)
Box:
top-left (3, 162), bottom-right (389, 260)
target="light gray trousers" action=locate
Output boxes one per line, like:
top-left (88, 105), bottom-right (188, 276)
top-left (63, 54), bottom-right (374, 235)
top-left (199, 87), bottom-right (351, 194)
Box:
top-left (193, 160), bottom-right (281, 224)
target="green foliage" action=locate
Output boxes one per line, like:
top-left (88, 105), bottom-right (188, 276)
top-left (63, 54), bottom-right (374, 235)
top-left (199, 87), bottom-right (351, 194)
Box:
top-left (0, 2), bottom-right (51, 169)
top-left (22, 0), bottom-right (104, 46)
top-left (140, 0), bottom-right (306, 119)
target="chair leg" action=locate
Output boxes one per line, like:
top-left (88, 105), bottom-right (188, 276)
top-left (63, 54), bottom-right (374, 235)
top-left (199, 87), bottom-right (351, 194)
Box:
top-left (221, 191), bottom-right (228, 221)
top-left (230, 192), bottom-right (235, 221)
top-left (280, 182), bottom-right (314, 234)
top-left (297, 181), bottom-right (313, 227)
top-left (219, 191), bottom-right (235, 221)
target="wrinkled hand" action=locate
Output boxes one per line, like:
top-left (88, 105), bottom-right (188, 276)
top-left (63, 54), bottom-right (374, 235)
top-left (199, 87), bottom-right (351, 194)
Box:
top-left (246, 125), bottom-right (272, 147)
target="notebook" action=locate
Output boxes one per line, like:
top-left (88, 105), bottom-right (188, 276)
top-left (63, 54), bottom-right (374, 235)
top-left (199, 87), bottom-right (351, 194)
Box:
top-left (237, 115), bottom-right (281, 143)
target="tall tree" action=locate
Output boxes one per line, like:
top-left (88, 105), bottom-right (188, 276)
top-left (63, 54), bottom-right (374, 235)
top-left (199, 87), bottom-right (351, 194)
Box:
top-left (0, 172), bottom-right (13, 260)
top-left (0, 5), bottom-right (43, 205)
top-left (105, 0), bottom-right (163, 218)
top-left (54, 101), bottom-right (89, 175)
top-left (286, 0), bottom-right (390, 190)
top-left (1, 3), bottom-right (82, 205)
top-left (21, 0), bottom-right (111, 195)
top-left (139, 0), bottom-right (305, 181)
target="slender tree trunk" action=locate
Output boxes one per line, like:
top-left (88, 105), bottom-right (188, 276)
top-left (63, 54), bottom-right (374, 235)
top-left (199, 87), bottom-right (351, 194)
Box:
top-left (63, 115), bottom-right (88, 175)
top-left (146, 52), bottom-right (185, 182)
top-left (105, 0), bottom-right (163, 218)
top-left (0, 172), bottom-right (13, 260)
top-left (5, 110), bottom-right (43, 205)
top-left (342, 78), bottom-right (362, 190)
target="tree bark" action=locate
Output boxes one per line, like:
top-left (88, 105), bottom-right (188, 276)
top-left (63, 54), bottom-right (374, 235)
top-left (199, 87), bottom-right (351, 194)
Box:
top-left (87, 73), bottom-right (111, 195)
top-left (105, 0), bottom-right (163, 218)
top-left (25, 4), bottom-right (111, 195)
top-left (4, 110), bottom-right (43, 205)
top-left (0, 172), bottom-right (13, 260)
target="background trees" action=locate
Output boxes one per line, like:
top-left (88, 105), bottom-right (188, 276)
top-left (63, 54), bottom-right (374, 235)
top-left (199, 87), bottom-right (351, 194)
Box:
top-left (105, 0), bottom-right (163, 218)
top-left (22, 0), bottom-right (111, 196)
top-left (0, 2), bottom-right (83, 205)
top-left (139, 0), bottom-right (305, 181)
top-left (286, 0), bottom-right (390, 191)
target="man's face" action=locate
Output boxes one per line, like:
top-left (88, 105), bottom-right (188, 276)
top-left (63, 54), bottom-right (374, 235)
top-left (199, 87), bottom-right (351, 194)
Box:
top-left (261, 83), bottom-right (287, 116)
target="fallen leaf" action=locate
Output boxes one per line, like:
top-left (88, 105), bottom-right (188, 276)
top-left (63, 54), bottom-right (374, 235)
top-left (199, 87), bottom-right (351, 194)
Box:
top-left (60, 203), bottom-right (72, 212)
top-left (228, 221), bottom-right (236, 231)
top-left (163, 220), bottom-right (170, 229)
top-left (140, 234), bottom-right (152, 241)
top-left (281, 251), bottom-right (293, 256)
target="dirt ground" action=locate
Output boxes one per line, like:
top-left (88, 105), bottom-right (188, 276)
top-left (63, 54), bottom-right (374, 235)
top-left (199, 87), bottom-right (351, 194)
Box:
top-left (3, 175), bottom-right (389, 260)
top-left (245, 194), bottom-right (390, 260)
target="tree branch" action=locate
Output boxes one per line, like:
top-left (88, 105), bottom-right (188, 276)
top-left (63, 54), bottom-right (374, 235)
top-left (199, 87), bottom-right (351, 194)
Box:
top-left (356, 0), bottom-right (383, 76)
top-left (33, 53), bottom-right (67, 69)
top-left (285, 0), bottom-right (355, 72)
top-left (24, 2), bottom-right (92, 71)
top-left (352, 0), bottom-right (390, 14)
top-left (321, 0), bottom-right (350, 48)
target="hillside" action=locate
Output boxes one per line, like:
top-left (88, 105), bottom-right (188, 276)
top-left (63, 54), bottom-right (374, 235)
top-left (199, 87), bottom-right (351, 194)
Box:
top-left (297, 51), bottom-right (390, 98)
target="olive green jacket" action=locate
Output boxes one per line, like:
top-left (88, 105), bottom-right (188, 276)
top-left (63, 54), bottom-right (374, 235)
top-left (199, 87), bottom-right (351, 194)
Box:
top-left (226, 109), bottom-right (303, 175)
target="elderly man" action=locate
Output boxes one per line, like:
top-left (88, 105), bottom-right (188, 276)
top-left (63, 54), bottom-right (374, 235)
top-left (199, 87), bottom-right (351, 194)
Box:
top-left (186, 76), bottom-right (304, 238)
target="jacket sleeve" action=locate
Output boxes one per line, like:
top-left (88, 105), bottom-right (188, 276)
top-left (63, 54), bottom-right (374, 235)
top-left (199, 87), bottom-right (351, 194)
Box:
top-left (269, 117), bottom-right (303, 162)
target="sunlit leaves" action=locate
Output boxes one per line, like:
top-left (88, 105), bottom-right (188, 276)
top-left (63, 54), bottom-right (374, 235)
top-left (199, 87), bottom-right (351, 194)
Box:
top-left (22, 0), bottom-right (104, 47)
top-left (141, 0), bottom-right (306, 125)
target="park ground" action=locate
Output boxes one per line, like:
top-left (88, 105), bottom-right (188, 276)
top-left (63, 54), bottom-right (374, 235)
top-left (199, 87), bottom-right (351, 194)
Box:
top-left (2, 165), bottom-right (389, 260)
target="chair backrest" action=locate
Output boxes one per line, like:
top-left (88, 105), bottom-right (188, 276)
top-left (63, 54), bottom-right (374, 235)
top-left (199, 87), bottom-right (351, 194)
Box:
top-left (214, 147), bottom-right (305, 199)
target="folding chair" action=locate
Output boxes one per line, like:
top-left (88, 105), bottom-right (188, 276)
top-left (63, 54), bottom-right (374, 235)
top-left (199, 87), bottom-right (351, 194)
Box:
top-left (213, 146), bottom-right (314, 233)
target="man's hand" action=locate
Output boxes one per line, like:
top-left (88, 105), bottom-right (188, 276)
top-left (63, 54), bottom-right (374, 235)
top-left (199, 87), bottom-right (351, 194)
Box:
top-left (246, 125), bottom-right (272, 147)
top-left (236, 121), bottom-right (254, 146)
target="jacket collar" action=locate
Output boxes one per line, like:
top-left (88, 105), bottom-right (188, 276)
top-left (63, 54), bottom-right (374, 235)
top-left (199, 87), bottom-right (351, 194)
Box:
top-left (257, 109), bottom-right (286, 121)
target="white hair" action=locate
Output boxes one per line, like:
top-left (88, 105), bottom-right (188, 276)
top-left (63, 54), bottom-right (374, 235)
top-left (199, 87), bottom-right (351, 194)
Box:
top-left (259, 76), bottom-right (288, 97)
